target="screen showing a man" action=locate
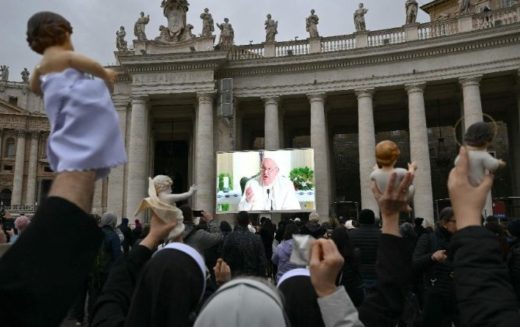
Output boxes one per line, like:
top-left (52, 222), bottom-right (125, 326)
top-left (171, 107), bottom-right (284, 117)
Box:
top-left (238, 156), bottom-right (301, 211)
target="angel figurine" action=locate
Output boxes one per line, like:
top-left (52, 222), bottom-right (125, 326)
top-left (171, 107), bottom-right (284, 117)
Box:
top-left (455, 122), bottom-right (506, 186)
top-left (135, 175), bottom-right (196, 241)
top-left (370, 140), bottom-right (417, 204)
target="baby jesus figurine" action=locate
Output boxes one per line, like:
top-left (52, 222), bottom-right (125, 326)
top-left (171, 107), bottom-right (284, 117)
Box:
top-left (135, 175), bottom-right (197, 241)
top-left (370, 140), bottom-right (417, 206)
top-left (455, 122), bottom-right (506, 186)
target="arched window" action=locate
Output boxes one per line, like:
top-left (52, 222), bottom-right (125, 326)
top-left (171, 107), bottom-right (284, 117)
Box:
top-left (5, 138), bottom-right (15, 158)
top-left (0, 189), bottom-right (12, 206)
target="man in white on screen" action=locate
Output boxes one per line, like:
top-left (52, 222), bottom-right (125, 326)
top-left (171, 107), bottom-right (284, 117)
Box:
top-left (238, 156), bottom-right (301, 211)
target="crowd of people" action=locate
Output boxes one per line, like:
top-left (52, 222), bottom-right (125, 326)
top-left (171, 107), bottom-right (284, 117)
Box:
top-left (0, 147), bottom-right (519, 327)
top-left (0, 10), bottom-right (518, 327)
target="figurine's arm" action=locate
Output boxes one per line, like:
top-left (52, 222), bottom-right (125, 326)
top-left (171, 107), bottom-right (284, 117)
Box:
top-left (65, 52), bottom-right (117, 91)
top-left (29, 66), bottom-right (42, 95)
top-left (162, 185), bottom-right (197, 203)
top-left (408, 162), bottom-right (418, 174)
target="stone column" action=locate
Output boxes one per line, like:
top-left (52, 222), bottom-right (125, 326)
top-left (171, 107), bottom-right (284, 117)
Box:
top-left (125, 97), bottom-right (149, 220)
top-left (406, 84), bottom-right (434, 226)
top-left (107, 101), bottom-right (128, 217)
top-left (11, 131), bottom-right (26, 206)
top-left (356, 89), bottom-right (378, 214)
top-left (459, 75), bottom-right (492, 215)
top-left (263, 96), bottom-right (280, 150)
top-left (25, 132), bottom-right (39, 205)
top-left (460, 76), bottom-right (483, 128)
top-left (194, 93), bottom-right (215, 211)
top-left (308, 93), bottom-right (330, 220)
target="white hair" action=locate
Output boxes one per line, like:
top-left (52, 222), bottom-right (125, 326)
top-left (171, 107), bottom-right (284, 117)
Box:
top-left (152, 175), bottom-right (173, 193)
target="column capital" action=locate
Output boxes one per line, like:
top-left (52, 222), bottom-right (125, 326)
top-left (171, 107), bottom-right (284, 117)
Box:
top-left (307, 93), bottom-right (326, 103)
top-left (405, 83), bottom-right (426, 94)
top-left (262, 96), bottom-right (280, 106)
top-left (130, 95), bottom-right (148, 105)
top-left (197, 92), bottom-right (215, 104)
top-left (16, 130), bottom-right (26, 138)
top-left (459, 75), bottom-right (482, 87)
top-left (355, 88), bottom-right (374, 99)
top-left (29, 131), bottom-right (40, 139)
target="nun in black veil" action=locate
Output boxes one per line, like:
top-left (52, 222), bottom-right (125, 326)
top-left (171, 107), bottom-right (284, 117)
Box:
top-left (91, 215), bottom-right (207, 327)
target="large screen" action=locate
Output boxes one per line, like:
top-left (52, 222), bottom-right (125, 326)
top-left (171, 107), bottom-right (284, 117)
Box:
top-left (216, 149), bottom-right (315, 213)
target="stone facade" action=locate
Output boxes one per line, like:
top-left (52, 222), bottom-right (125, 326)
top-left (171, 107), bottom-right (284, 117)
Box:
top-left (2, 3), bottom-right (520, 224)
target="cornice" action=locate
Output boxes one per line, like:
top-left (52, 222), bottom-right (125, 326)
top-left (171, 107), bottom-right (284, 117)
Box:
top-left (117, 51), bottom-right (228, 73)
top-left (230, 57), bottom-right (520, 97)
top-left (217, 25), bottom-right (520, 78)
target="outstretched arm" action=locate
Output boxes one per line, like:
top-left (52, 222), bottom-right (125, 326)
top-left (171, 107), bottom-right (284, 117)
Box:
top-left (358, 172), bottom-right (414, 326)
top-left (449, 147), bottom-right (520, 326)
top-left (161, 185), bottom-right (196, 203)
top-left (29, 66), bottom-right (42, 95)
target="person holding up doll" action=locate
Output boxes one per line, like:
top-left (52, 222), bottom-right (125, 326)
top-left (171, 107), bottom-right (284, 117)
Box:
top-left (26, 11), bottom-right (127, 179)
top-left (455, 122), bottom-right (505, 186)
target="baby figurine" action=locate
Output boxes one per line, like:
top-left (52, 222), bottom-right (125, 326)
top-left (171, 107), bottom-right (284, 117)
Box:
top-left (370, 140), bottom-right (417, 203)
top-left (26, 11), bottom-right (126, 179)
top-left (455, 122), bottom-right (506, 186)
top-left (136, 175), bottom-right (196, 241)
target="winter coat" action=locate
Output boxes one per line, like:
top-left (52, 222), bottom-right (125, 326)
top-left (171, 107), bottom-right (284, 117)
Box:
top-left (272, 239), bottom-right (304, 281)
top-left (508, 238), bottom-right (520, 302)
top-left (452, 226), bottom-right (520, 326)
top-left (348, 224), bottom-right (381, 281)
top-left (222, 225), bottom-right (267, 277)
top-left (413, 227), bottom-right (454, 296)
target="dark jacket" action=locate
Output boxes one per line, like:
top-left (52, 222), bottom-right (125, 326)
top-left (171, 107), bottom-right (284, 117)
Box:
top-left (118, 223), bottom-right (133, 254)
top-left (508, 237), bottom-right (520, 302)
top-left (101, 225), bottom-right (123, 274)
top-left (413, 226), bottom-right (454, 295)
top-left (359, 234), bottom-right (413, 326)
top-left (452, 226), bottom-right (520, 327)
top-left (91, 245), bottom-right (152, 327)
top-left (0, 197), bottom-right (103, 327)
top-left (222, 225), bottom-right (267, 277)
top-left (349, 224), bottom-right (381, 281)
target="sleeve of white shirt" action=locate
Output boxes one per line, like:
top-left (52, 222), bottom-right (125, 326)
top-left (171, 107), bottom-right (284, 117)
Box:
top-left (317, 287), bottom-right (365, 327)
top-left (280, 178), bottom-right (301, 210)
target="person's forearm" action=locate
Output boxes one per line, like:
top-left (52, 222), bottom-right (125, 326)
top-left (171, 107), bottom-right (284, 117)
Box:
top-left (380, 213), bottom-right (400, 237)
top-left (48, 171), bottom-right (96, 213)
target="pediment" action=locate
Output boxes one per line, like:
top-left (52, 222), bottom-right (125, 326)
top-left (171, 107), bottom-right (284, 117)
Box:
top-left (0, 98), bottom-right (28, 115)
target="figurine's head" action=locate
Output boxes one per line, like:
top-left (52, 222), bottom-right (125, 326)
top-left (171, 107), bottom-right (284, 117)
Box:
top-left (153, 175), bottom-right (173, 193)
top-left (375, 140), bottom-right (400, 167)
top-left (464, 122), bottom-right (494, 147)
top-left (359, 3), bottom-right (364, 8)
top-left (224, 18), bottom-right (229, 23)
top-left (267, 14), bottom-right (272, 19)
top-left (120, 26), bottom-right (125, 30)
top-left (311, 9), bottom-right (315, 14)
top-left (26, 11), bottom-right (73, 54)
top-left (204, 8), bottom-right (209, 13)
top-left (140, 11), bottom-right (145, 17)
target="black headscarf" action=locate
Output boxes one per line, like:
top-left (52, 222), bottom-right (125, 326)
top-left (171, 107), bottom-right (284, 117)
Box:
top-left (277, 269), bottom-right (325, 327)
top-left (126, 243), bottom-right (206, 327)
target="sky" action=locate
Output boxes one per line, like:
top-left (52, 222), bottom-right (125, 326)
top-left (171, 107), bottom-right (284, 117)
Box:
top-left (0, 0), bottom-right (430, 81)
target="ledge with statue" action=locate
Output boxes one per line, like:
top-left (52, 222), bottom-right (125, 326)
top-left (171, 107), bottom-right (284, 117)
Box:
top-left (113, 1), bottom-right (520, 59)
